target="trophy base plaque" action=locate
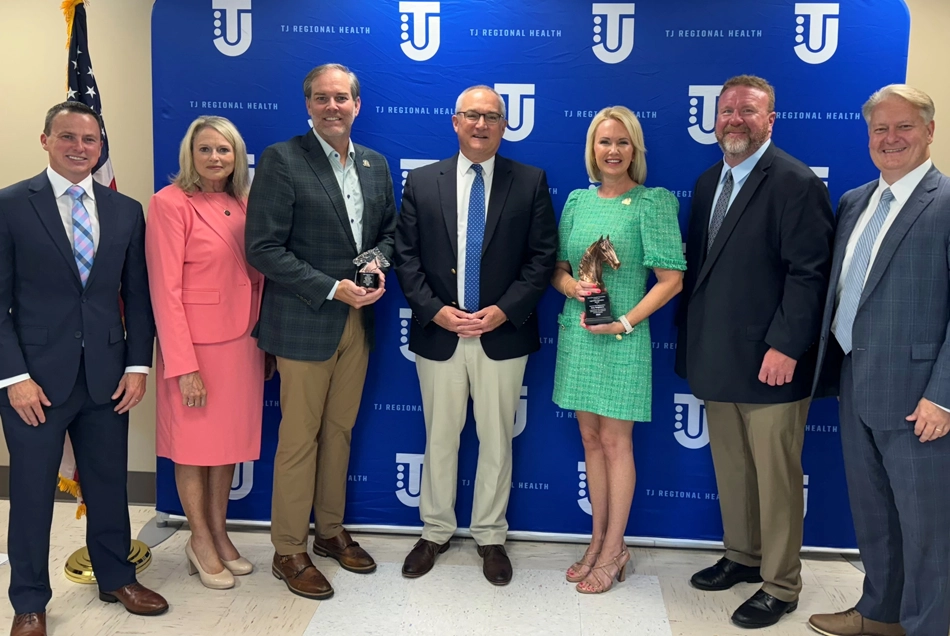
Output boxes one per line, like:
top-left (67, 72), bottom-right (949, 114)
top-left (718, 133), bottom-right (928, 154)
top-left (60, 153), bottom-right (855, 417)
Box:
top-left (355, 271), bottom-right (380, 289)
top-left (584, 293), bottom-right (614, 325)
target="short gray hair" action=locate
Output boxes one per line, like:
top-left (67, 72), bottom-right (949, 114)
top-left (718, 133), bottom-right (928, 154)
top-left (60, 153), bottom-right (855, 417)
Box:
top-left (862, 84), bottom-right (935, 125)
top-left (303, 63), bottom-right (360, 101)
top-left (454, 85), bottom-right (506, 119)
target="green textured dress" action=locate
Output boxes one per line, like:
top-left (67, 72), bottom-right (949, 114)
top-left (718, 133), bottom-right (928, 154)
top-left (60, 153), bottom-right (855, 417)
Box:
top-left (553, 186), bottom-right (686, 421)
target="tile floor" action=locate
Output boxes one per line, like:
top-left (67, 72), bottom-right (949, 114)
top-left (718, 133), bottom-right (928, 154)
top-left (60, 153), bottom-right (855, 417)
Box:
top-left (0, 502), bottom-right (872, 636)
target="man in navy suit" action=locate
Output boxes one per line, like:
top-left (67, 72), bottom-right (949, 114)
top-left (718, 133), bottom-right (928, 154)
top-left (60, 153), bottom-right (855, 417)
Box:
top-left (809, 85), bottom-right (950, 636)
top-left (0, 102), bottom-right (166, 636)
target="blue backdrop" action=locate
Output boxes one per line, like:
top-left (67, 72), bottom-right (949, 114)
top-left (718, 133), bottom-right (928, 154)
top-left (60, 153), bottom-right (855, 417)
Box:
top-left (152, 0), bottom-right (911, 549)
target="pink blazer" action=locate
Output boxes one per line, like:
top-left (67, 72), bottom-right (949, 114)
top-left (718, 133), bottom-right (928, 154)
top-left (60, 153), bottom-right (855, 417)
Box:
top-left (145, 184), bottom-right (263, 379)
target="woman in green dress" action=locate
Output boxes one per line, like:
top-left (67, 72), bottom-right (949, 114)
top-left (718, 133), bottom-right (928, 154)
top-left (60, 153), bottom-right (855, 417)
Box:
top-left (551, 107), bottom-right (686, 594)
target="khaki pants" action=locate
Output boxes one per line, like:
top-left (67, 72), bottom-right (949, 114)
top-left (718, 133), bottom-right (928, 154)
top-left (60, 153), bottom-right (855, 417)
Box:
top-left (415, 337), bottom-right (528, 546)
top-left (704, 398), bottom-right (810, 602)
top-left (270, 307), bottom-right (368, 554)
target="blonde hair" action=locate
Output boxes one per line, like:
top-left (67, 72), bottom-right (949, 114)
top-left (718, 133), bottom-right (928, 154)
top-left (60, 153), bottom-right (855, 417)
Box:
top-left (863, 84), bottom-right (935, 125)
top-left (172, 116), bottom-right (250, 199)
top-left (585, 106), bottom-right (647, 184)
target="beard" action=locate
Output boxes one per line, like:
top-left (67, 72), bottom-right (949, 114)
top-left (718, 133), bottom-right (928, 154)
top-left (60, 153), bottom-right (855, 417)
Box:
top-left (716, 126), bottom-right (769, 157)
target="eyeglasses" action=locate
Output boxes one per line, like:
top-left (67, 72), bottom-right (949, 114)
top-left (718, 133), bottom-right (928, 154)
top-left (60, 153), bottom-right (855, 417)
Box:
top-left (457, 110), bottom-right (505, 125)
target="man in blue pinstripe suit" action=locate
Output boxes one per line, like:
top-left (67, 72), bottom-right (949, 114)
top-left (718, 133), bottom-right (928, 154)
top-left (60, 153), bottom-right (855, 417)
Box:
top-left (810, 85), bottom-right (950, 636)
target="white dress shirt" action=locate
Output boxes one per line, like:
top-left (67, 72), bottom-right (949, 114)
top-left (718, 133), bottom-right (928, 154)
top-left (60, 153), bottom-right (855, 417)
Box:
top-left (0, 167), bottom-right (148, 390)
top-left (314, 131), bottom-right (365, 301)
top-left (456, 153), bottom-right (495, 310)
top-left (709, 139), bottom-right (772, 226)
top-left (831, 158), bottom-right (946, 412)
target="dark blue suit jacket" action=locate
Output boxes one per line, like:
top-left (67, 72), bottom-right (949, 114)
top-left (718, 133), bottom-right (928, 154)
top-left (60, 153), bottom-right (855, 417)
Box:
top-left (0, 171), bottom-right (154, 406)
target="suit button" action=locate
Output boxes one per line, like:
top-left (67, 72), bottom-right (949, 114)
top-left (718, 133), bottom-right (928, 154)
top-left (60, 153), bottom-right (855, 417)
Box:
top-left (451, 268), bottom-right (456, 275)
top-left (74, 331), bottom-right (82, 339)
top-left (81, 298), bottom-right (87, 304)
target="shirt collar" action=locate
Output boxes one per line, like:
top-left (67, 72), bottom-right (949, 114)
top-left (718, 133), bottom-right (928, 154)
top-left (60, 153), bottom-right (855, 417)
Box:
top-left (313, 130), bottom-right (355, 163)
top-left (457, 152), bottom-right (496, 178)
top-left (878, 158), bottom-right (933, 206)
top-left (46, 166), bottom-right (96, 201)
top-left (720, 138), bottom-right (771, 185)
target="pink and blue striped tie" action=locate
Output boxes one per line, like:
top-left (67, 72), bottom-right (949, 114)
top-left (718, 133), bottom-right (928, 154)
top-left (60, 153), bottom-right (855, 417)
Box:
top-left (67, 185), bottom-right (94, 286)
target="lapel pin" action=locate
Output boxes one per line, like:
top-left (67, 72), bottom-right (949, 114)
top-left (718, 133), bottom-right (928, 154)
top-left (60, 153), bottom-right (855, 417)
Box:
top-left (622, 198), bottom-right (632, 205)
top-left (363, 159), bottom-right (371, 168)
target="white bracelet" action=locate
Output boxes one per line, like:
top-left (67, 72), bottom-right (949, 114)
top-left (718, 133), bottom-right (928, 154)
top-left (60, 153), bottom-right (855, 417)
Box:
top-left (618, 315), bottom-right (634, 334)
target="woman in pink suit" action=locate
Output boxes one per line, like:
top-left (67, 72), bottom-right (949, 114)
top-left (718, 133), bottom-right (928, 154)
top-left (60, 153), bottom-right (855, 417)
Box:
top-left (146, 116), bottom-right (272, 590)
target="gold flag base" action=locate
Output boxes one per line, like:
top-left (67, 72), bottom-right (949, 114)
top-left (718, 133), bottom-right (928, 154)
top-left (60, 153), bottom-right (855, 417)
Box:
top-left (64, 540), bottom-right (152, 584)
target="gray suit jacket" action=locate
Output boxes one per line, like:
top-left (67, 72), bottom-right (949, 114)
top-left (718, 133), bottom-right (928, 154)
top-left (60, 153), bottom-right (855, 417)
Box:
top-left (813, 165), bottom-right (950, 429)
top-left (245, 131), bottom-right (397, 361)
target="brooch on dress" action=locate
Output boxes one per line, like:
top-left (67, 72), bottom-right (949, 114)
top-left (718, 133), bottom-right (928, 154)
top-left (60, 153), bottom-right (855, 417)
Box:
top-left (622, 198), bottom-right (631, 205)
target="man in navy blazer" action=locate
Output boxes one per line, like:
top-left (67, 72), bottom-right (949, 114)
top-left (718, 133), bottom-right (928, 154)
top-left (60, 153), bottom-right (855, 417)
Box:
top-left (809, 85), bottom-right (950, 636)
top-left (0, 102), bottom-right (165, 636)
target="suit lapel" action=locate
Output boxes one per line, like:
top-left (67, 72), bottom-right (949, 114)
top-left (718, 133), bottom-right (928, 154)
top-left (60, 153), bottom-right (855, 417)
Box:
top-left (692, 145), bottom-right (776, 294)
top-left (27, 173), bottom-right (83, 288)
top-left (482, 156), bottom-right (513, 256)
top-left (353, 146), bottom-right (375, 251)
top-left (859, 167), bottom-right (939, 308)
top-left (828, 183), bottom-right (875, 295)
top-left (300, 133), bottom-right (357, 252)
top-left (189, 192), bottom-right (247, 273)
top-left (438, 157), bottom-right (459, 260)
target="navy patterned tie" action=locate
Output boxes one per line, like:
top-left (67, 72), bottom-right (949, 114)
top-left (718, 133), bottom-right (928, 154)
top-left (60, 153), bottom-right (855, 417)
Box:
top-left (707, 170), bottom-right (734, 253)
top-left (464, 164), bottom-right (485, 312)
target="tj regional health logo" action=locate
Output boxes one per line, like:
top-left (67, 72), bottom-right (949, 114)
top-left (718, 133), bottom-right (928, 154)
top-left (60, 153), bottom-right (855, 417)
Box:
top-left (400, 159), bottom-right (438, 199)
top-left (396, 452), bottom-right (425, 507)
top-left (810, 166), bottom-right (829, 188)
top-left (673, 393), bottom-right (709, 450)
top-left (399, 2), bottom-right (441, 62)
top-left (513, 386), bottom-right (528, 438)
top-left (577, 462), bottom-right (592, 515)
top-left (398, 308), bottom-right (415, 362)
top-left (494, 83), bottom-right (535, 142)
top-left (212, 0), bottom-right (252, 57)
top-left (794, 3), bottom-right (839, 64)
top-left (687, 85), bottom-right (722, 145)
top-left (591, 3), bottom-right (635, 64)
top-left (229, 461), bottom-right (253, 500)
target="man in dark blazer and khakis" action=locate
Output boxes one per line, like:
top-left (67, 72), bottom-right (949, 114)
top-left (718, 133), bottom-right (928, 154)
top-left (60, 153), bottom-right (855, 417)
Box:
top-left (394, 85), bottom-right (557, 585)
top-left (808, 85), bottom-right (950, 636)
top-left (675, 75), bottom-right (834, 629)
top-left (245, 64), bottom-right (396, 600)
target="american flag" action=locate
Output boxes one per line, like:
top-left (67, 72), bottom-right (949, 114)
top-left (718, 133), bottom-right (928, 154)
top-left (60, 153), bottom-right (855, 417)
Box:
top-left (64, 0), bottom-right (115, 189)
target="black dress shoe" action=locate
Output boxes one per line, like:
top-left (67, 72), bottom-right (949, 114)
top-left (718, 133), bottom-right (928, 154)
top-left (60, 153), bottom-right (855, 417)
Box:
top-left (690, 557), bottom-right (763, 591)
top-left (402, 539), bottom-right (449, 578)
top-left (731, 590), bottom-right (798, 629)
top-left (476, 544), bottom-right (512, 585)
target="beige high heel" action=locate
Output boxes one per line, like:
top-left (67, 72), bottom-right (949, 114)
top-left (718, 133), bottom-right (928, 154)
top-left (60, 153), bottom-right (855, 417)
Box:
top-left (566, 547), bottom-right (601, 583)
top-left (186, 540), bottom-right (235, 589)
top-left (576, 547), bottom-right (630, 594)
top-left (221, 557), bottom-right (254, 576)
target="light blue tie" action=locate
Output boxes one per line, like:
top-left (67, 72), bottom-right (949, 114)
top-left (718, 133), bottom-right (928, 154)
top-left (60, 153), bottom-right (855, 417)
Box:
top-left (464, 164), bottom-right (485, 312)
top-left (833, 188), bottom-right (894, 354)
top-left (67, 185), bottom-right (95, 286)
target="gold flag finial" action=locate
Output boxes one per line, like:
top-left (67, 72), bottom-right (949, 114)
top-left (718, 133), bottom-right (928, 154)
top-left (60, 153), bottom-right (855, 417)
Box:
top-left (61, 0), bottom-right (87, 49)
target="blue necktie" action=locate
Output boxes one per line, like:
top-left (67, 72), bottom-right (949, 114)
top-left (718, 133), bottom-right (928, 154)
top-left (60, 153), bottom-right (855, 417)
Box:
top-left (707, 169), bottom-right (734, 253)
top-left (464, 164), bottom-right (485, 312)
top-left (833, 188), bottom-right (894, 354)
top-left (67, 185), bottom-right (95, 286)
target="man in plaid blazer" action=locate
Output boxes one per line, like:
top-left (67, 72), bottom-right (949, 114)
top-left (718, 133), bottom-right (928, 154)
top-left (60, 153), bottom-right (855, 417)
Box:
top-left (809, 85), bottom-right (950, 636)
top-left (245, 64), bottom-right (396, 600)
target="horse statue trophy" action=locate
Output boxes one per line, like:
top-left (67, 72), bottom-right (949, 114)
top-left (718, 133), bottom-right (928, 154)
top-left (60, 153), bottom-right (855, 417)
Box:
top-left (577, 235), bottom-right (621, 325)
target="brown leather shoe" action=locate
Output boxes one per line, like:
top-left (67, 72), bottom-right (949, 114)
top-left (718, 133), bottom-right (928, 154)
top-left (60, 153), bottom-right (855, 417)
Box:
top-left (808, 608), bottom-right (905, 636)
top-left (312, 529), bottom-right (376, 573)
top-left (99, 583), bottom-right (169, 616)
top-left (10, 613), bottom-right (46, 636)
top-left (402, 538), bottom-right (450, 578)
top-left (272, 552), bottom-right (333, 600)
top-left (477, 544), bottom-right (512, 586)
